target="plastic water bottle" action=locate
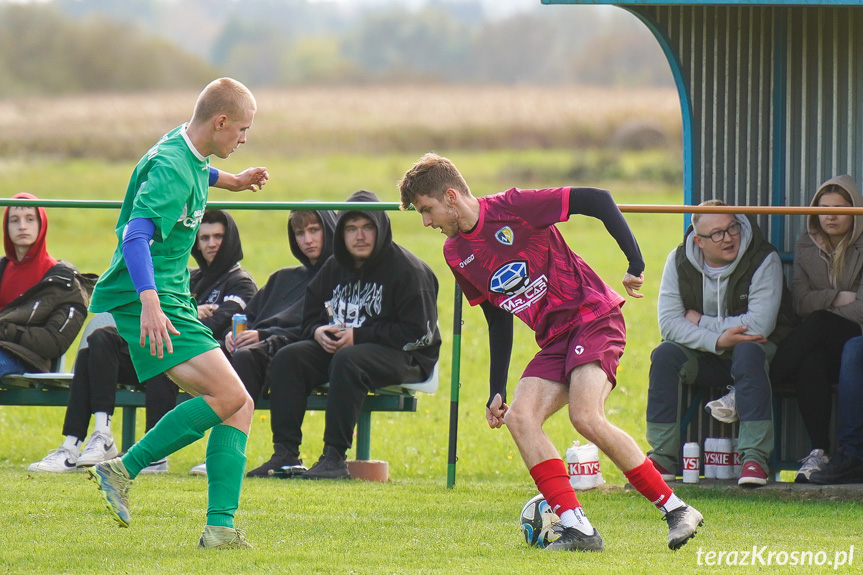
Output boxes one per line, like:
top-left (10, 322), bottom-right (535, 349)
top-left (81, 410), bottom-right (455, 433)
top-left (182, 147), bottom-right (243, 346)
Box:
top-left (682, 442), bottom-right (700, 483)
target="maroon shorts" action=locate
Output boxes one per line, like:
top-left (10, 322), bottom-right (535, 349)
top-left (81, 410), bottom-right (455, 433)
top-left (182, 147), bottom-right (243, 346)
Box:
top-left (522, 305), bottom-right (626, 387)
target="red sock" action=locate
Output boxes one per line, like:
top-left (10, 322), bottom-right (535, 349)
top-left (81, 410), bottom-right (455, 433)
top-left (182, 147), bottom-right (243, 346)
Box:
top-left (529, 459), bottom-right (580, 515)
top-left (625, 457), bottom-right (674, 508)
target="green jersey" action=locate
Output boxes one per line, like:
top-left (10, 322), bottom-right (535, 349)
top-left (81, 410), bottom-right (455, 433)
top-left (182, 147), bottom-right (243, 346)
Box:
top-left (90, 124), bottom-right (210, 312)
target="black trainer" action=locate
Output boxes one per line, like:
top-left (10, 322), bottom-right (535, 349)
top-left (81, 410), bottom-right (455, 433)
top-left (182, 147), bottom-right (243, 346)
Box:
top-left (545, 527), bottom-right (604, 552)
top-left (301, 446), bottom-right (351, 480)
top-left (246, 443), bottom-right (302, 478)
top-left (809, 451), bottom-right (863, 485)
top-left (664, 505), bottom-right (704, 550)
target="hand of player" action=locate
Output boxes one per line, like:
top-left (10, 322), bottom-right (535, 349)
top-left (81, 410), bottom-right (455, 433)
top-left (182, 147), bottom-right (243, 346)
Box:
top-left (622, 272), bottom-right (644, 298)
top-left (716, 325), bottom-right (767, 351)
top-left (230, 167), bottom-right (269, 192)
top-left (139, 290), bottom-right (180, 359)
top-left (486, 393), bottom-right (508, 429)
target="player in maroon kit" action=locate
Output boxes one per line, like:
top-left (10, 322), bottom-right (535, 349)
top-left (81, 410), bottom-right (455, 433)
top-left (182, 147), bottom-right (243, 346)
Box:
top-left (399, 152), bottom-right (703, 552)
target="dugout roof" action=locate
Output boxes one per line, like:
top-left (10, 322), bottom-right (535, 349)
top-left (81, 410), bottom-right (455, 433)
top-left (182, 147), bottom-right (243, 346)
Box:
top-left (543, 0), bottom-right (863, 252)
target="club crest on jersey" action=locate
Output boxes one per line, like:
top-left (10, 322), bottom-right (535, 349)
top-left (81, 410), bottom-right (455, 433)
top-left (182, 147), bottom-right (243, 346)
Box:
top-left (495, 226), bottom-right (514, 246)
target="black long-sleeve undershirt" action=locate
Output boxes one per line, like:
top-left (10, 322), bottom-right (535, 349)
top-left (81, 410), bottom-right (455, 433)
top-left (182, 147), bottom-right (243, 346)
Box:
top-left (482, 301), bottom-right (513, 407)
top-left (568, 187), bottom-right (644, 277)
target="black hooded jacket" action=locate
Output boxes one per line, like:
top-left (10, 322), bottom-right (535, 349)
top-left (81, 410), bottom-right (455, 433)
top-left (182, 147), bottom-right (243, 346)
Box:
top-left (302, 190), bottom-right (441, 379)
top-left (234, 208), bottom-right (338, 343)
top-left (188, 210), bottom-right (257, 339)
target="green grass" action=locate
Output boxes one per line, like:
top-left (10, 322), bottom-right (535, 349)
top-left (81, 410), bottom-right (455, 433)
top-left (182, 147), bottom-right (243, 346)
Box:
top-left (2, 149), bottom-right (862, 574)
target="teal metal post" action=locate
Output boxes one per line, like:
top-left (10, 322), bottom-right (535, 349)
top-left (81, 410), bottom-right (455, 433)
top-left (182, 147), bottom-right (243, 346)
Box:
top-left (447, 285), bottom-right (463, 488)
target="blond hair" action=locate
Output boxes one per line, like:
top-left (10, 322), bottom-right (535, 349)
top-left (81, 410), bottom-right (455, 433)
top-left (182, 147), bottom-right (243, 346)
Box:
top-left (398, 152), bottom-right (470, 210)
top-left (190, 78), bottom-right (256, 125)
top-left (691, 199), bottom-right (728, 230)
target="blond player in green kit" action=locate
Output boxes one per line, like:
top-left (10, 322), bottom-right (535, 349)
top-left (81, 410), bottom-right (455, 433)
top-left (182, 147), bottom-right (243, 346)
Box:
top-left (87, 78), bottom-right (268, 549)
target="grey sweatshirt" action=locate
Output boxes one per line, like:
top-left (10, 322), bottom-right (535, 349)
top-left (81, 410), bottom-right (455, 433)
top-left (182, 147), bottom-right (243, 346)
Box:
top-left (657, 214), bottom-right (784, 354)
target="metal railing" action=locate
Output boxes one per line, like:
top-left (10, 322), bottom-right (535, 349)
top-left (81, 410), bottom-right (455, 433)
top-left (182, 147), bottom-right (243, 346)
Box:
top-left (3, 197), bottom-right (858, 488)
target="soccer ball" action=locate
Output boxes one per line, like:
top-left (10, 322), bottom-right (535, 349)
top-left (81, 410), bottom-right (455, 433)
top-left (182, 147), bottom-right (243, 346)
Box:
top-left (519, 494), bottom-right (564, 547)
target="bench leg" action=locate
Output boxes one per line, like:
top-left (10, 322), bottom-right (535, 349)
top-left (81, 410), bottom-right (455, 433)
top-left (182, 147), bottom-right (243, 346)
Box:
top-left (355, 410), bottom-right (371, 461)
top-left (121, 406), bottom-right (137, 453)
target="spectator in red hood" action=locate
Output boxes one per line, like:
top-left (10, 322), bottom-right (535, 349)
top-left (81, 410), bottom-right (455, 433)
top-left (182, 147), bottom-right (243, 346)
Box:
top-left (0, 192), bottom-right (95, 377)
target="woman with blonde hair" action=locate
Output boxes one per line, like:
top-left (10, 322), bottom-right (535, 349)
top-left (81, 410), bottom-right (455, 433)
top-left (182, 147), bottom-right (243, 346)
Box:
top-left (771, 175), bottom-right (863, 482)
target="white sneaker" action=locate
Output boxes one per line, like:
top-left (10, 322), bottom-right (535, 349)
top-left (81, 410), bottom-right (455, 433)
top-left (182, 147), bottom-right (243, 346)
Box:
top-left (705, 386), bottom-right (738, 423)
top-left (28, 446), bottom-right (80, 472)
top-left (77, 430), bottom-right (118, 467)
top-left (139, 458), bottom-right (168, 474)
top-left (189, 462), bottom-right (207, 477)
top-left (795, 448), bottom-right (829, 484)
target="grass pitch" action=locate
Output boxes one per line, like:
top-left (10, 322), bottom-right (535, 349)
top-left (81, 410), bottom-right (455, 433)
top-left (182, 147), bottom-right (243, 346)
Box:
top-left (1, 137), bottom-right (861, 573)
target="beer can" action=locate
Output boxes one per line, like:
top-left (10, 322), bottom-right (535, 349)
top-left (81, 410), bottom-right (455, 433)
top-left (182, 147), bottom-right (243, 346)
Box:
top-left (682, 442), bottom-right (700, 483)
top-left (232, 313), bottom-right (247, 339)
top-left (731, 438), bottom-right (742, 477)
top-left (715, 438), bottom-right (734, 479)
top-left (703, 438), bottom-right (719, 479)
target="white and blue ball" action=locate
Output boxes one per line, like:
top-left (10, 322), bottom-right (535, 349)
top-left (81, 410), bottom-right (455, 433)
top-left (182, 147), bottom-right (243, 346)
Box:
top-left (519, 494), bottom-right (564, 547)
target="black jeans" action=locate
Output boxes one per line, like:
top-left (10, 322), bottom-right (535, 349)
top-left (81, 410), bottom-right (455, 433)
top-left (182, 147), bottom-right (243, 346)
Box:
top-left (770, 310), bottom-right (862, 452)
top-left (266, 340), bottom-right (424, 456)
top-left (62, 326), bottom-right (178, 440)
top-left (228, 335), bottom-right (291, 400)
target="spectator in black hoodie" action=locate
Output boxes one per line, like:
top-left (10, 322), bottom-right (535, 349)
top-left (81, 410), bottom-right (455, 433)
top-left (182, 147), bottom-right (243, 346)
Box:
top-left (248, 190), bottom-right (441, 479)
top-left (226, 208), bottom-right (337, 400)
top-left (194, 208), bottom-right (336, 478)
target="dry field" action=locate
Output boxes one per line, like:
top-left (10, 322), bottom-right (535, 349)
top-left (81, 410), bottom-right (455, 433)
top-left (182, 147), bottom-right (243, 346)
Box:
top-left (0, 85), bottom-right (682, 160)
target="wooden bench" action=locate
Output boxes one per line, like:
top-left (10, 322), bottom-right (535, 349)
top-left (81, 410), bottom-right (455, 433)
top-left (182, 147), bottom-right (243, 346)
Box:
top-left (0, 317), bottom-right (439, 461)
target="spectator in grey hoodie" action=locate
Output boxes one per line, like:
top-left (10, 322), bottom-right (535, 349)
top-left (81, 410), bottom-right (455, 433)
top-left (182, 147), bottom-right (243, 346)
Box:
top-left (646, 200), bottom-right (795, 487)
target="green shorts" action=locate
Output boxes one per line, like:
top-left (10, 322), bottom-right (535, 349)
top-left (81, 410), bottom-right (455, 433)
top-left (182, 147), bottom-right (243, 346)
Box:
top-left (109, 294), bottom-right (219, 381)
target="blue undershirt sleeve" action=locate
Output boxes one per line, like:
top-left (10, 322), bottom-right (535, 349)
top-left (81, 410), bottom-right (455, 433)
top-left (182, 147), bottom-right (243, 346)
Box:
top-left (122, 218), bottom-right (157, 295)
top-left (209, 167), bottom-right (219, 187)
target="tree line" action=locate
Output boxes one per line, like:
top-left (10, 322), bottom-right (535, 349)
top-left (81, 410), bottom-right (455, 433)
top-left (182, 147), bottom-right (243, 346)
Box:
top-left (0, 0), bottom-right (673, 97)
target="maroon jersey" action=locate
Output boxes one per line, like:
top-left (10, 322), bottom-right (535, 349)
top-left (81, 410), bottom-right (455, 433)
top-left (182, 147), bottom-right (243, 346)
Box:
top-left (444, 187), bottom-right (624, 347)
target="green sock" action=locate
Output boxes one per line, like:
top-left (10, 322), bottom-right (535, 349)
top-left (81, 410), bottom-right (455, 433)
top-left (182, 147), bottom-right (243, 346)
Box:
top-left (205, 424), bottom-right (248, 529)
top-left (122, 396), bottom-right (222, 479)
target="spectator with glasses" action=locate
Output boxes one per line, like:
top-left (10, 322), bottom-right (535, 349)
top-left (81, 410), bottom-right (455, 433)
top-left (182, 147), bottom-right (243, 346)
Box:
top-left (645, 199), bottom-right (796, 487)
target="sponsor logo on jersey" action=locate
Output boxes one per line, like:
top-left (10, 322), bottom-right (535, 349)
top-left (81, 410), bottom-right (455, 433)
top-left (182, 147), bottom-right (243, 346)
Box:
top-left (458, 254), bottom-right (475, 268)
top-left (181, 207), bottom-right (206, 229)
top-left (489, 261), bottom-right (548, 313)
top-left (499, 275), bottom-right (548, 314)
top-left (495, 226), bottom-right (514, 246)
top-left (489, 261), bottom-right (530, 295)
